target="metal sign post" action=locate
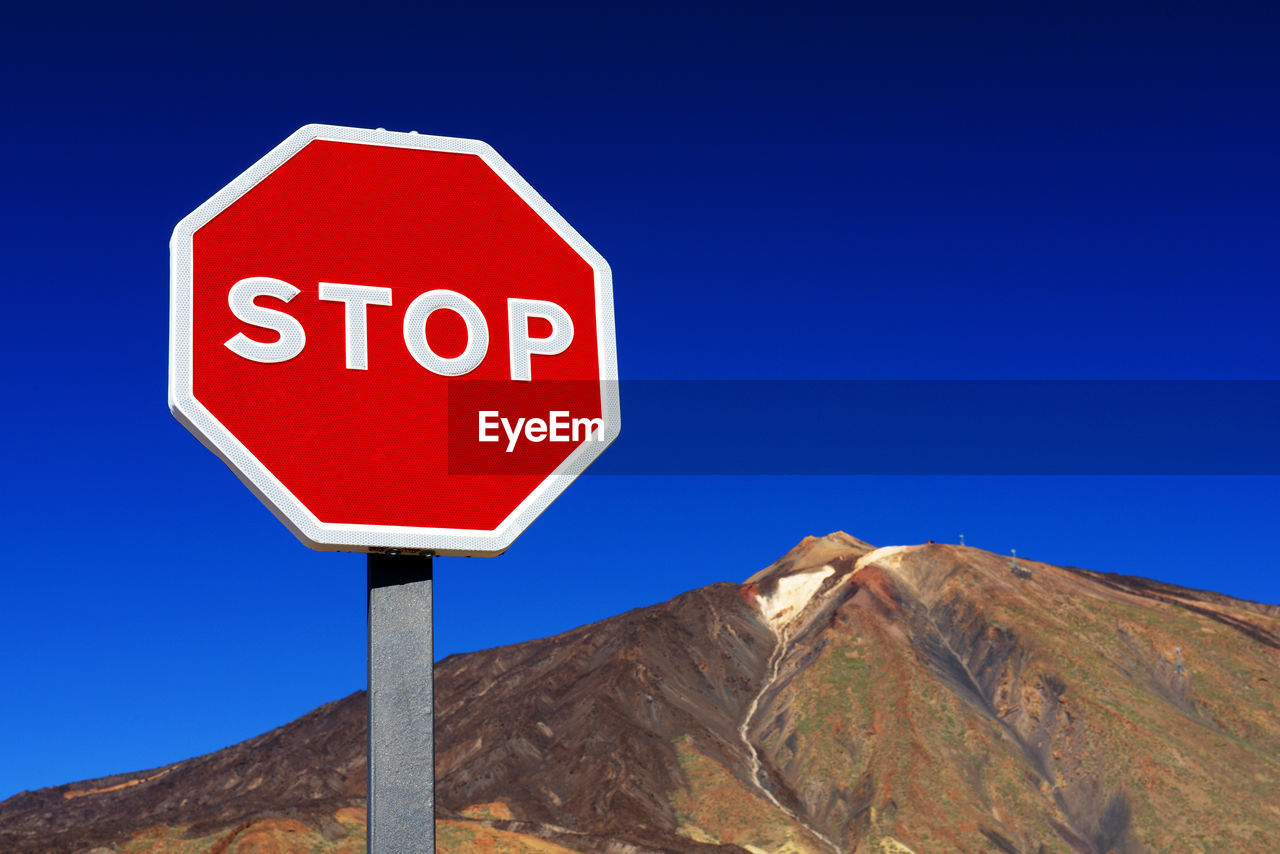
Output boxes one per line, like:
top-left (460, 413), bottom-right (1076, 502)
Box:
top-left (368, 552), bottom-right (435, 853)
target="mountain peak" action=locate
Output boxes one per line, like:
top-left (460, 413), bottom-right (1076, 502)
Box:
top-left (744, 531), bottom-right (876, 585)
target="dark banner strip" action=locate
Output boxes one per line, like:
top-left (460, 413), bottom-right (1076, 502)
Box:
top-left (448, 381), bottom-right (1280, 475)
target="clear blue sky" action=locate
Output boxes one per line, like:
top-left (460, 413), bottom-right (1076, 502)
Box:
top-left (3, 1), bottom-right (1278, 799)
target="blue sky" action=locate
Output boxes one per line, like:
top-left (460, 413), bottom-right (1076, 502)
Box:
top-left (2, 1), bottom-right (1278, 799)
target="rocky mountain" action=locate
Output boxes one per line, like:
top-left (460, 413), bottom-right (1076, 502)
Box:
top-left (0, 688), bottom-right (367, 853)
top-left (4, 533), bottom-right (1280, 853)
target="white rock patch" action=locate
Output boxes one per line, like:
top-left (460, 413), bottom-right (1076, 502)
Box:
top-left (755, 565), bottom-right (835, 632)
top-left (743, 565), bottom-right (845, 854)
top-left (854, 544), bottom-right (914, 572)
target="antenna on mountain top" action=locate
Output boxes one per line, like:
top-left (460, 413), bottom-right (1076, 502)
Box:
top-left (959, 534), bottom-right (965, 547)
top-left (1010, 548), bottom-right (1031, 579)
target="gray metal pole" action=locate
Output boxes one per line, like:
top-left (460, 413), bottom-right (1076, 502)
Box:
top-left (368, 552), bottom-right (435, 853)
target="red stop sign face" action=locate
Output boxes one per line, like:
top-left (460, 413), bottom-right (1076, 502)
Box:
top-left (170, 125), bottom-right (620, 555)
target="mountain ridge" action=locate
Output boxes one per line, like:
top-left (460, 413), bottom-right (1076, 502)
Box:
top-left (4, 533), bottom-right (1279, 853)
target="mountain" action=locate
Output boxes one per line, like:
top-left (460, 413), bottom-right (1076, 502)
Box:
top-left (0, 690), bottom-right (366, 854)
top-left (3, 533), bottom-right (1280, 853)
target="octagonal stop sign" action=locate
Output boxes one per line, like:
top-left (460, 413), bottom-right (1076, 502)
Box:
top-left (169, 125), bottom-right (620, 556)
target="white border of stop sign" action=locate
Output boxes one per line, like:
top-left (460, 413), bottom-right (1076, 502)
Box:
top-left (169, 124), bottom-right (620, 556)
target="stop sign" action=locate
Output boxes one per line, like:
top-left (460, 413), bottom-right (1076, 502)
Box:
top-left (169, 124), bottom-right (620, 556)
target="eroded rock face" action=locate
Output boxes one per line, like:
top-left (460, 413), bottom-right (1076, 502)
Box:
top-left (5, 532), bottom-right (1280, 854)
top-left (433, 580), bottom-right (776, 853)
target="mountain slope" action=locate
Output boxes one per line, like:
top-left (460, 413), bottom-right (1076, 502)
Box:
top-left (731, 538), bottom-right (1280, 852)
top-left (3, 532), bottom-right (1279, 853)
top-left (0, 692), bottom-right (366, 853)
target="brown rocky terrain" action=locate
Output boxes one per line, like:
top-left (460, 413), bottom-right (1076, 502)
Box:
top-left (4, 533), bottom-right (1280, 852)
top-left (0, 691), bottom-right (367, 853)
